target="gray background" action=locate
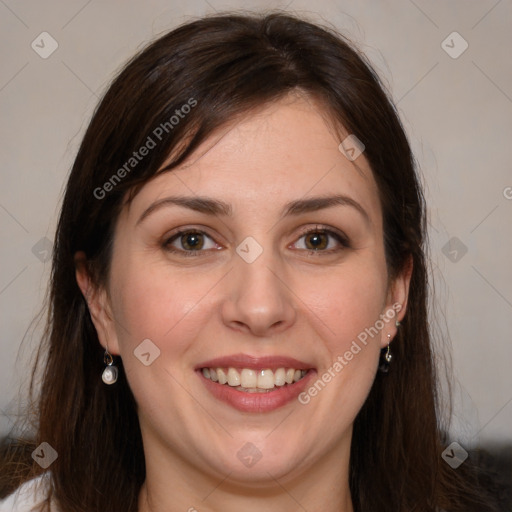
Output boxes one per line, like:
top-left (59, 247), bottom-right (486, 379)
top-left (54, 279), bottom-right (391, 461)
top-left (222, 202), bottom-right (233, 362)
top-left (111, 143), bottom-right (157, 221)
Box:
top-left (1, 0), bottom-right (511, 446)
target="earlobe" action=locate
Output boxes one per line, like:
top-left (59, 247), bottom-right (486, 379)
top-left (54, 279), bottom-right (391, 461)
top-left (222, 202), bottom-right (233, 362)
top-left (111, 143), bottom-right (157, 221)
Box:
top-left (75, 251), bottom-right (92, 303)
top-left (74, 251), bottom-right (120, 355)
top-left (75, 251), bottom-right (103, 321)
top-left (380, 255), bottom-right (413, 347)
top-left (392, 254), bottom-right (413, 324)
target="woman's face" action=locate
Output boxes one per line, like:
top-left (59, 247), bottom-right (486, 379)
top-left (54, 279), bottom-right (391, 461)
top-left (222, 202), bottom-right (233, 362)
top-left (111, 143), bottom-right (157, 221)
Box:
top-left (81, 95), bottom-right (409, 488)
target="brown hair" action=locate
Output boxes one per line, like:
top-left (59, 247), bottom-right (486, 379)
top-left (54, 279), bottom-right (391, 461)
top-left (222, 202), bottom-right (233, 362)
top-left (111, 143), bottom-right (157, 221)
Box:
top-left (1, 11), bottom-right (499, 512)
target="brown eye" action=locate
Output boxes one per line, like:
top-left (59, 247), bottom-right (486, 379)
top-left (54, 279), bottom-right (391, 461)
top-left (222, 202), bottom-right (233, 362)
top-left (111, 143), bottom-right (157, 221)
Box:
top-left (304, 232), bottom-right (328, 250)
top-left (293, 227), bottom-right (350, 253)
top-left (180, 232), bottom-right (204, 250)
top-left (164, 230), bottom-right (219, 255)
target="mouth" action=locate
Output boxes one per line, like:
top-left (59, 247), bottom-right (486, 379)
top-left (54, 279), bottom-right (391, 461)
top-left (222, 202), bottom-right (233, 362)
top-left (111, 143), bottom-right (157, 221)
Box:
top-left (195, 354), bottom-right (316, 412)
top-left (200, 367), bottom-right (309, 393)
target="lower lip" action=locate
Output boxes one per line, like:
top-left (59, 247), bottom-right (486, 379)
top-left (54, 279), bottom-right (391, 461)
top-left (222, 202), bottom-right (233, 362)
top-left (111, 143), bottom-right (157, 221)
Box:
top-left (197, 370), bottom-right (316, 413)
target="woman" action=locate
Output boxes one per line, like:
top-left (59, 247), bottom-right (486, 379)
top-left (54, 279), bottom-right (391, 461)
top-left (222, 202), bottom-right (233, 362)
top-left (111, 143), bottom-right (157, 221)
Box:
top-left (0, 12), bottom-right (499, 512)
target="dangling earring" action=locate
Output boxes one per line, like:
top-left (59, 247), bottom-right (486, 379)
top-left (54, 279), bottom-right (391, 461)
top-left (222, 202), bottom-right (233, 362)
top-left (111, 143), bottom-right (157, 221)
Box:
top-left (379, 334), bottom-right (393, 373)
top-left (102, 347), bottom-right (118, 385)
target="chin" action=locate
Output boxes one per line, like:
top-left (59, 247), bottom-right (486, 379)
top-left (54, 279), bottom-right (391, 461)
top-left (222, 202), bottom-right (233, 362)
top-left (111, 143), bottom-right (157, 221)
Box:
top-left (198, 435), bottom-right (311, 485)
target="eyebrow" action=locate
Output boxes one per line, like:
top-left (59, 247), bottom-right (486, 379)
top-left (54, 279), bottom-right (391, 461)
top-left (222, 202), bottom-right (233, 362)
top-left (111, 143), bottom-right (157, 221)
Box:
top-left (136, 194), bottom-right (370, 226)
top-left (281, 195), bottom-right (370, 225)
top-left (137, 196), bottom-right (232, 224)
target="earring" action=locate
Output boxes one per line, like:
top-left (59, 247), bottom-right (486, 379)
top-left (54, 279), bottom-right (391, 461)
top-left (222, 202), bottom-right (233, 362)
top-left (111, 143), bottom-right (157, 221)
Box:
top-left (379, 334), bottom-right (393, 373)
top-left (102, 347), bottom-right (118, 385)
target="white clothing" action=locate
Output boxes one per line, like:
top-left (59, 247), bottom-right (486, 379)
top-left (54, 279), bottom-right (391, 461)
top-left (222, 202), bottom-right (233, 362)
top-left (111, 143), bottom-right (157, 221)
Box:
top-left (0, 474), bottom-right (57, 512)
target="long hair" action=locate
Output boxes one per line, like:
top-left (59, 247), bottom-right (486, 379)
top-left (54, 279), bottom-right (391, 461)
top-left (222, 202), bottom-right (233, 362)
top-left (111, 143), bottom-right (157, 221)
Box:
top-left (1, 12), bottom-right (499, 512)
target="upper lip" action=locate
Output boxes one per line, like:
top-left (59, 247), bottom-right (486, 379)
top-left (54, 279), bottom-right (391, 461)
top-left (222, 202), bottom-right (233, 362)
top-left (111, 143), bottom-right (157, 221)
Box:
top-left (195, 353), bottom-right (315, 371)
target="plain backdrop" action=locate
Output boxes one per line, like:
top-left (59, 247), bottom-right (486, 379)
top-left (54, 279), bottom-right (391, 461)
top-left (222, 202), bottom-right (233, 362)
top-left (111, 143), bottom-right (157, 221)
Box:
top-left (1, 0), bottom-right (511, 446)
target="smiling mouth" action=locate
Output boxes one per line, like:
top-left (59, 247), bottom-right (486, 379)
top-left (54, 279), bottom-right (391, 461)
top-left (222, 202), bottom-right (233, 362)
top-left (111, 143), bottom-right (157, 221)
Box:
top-left (200, 367), bottom-right (310, 393)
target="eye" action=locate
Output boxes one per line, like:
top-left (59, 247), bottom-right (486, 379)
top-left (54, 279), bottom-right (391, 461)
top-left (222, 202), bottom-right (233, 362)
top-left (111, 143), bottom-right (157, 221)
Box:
top-left (292, 226), bottom-right (349, 253)
top-left (164, 229), bottom-right (220, 255)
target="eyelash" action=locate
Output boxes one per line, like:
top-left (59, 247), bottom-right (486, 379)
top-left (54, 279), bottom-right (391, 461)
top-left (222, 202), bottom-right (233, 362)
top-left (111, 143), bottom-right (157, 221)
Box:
top-left (163, 229), bottom-right (219, 258)
top-left (295, 225), bottom-right (350, 255)
top-left (163, 226), bottom-right (350, 257)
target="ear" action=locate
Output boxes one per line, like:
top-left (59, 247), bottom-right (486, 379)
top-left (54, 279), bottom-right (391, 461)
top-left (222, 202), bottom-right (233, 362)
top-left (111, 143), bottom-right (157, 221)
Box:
top-left (379, 254), bottom-right (413, 348)
top-left (74, 251), bottom-right (120, 355)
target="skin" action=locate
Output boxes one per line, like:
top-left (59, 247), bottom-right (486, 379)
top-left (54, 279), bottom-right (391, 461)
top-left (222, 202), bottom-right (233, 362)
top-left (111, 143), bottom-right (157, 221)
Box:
top-left (76, 94), bottom-right (411, 512)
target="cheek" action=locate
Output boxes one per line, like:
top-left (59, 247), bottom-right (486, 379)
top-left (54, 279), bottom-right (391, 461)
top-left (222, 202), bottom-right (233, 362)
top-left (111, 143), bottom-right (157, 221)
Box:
top-left (298, 262), bottom-right (388, 352)
top-left (295, 265), bottom-right (386, 434)
top-left (109, 255), bottom-right (217, 357)
top-left (107, 258), bottom-right (218, 417)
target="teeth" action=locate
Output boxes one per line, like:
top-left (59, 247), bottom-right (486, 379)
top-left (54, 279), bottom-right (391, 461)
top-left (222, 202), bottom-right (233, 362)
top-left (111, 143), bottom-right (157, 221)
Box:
top-left (227, 368), bottom-right (240, 386)
top-left (257, 369), bottom-right (274, 389)
top-left (274, 368), bottom-right (286, 386)
top-left (202, 367), bottom-right (308, 390)
top-left (240, 369), bottom-right (257, 388)
top-left (217, 368), bottom-right (227, 384)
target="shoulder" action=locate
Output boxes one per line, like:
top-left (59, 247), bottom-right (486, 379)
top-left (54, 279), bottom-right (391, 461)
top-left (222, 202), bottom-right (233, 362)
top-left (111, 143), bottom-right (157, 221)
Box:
top-left (0, 473), bottom-right (57, 512)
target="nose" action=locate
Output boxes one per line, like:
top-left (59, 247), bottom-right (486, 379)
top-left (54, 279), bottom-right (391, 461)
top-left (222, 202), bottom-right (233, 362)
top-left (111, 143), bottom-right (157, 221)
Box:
top-left (221, 250), bottom-right (297, 337)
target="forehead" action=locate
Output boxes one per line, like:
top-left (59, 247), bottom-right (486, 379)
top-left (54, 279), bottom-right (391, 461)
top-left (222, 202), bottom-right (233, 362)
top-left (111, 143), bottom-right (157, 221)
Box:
top-left (122, 95), bottom-right (382, 227)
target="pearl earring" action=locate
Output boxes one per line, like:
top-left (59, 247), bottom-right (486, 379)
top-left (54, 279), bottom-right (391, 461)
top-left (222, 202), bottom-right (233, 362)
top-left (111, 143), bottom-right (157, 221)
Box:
top-left (102, 348), bottom-right (118, 385)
